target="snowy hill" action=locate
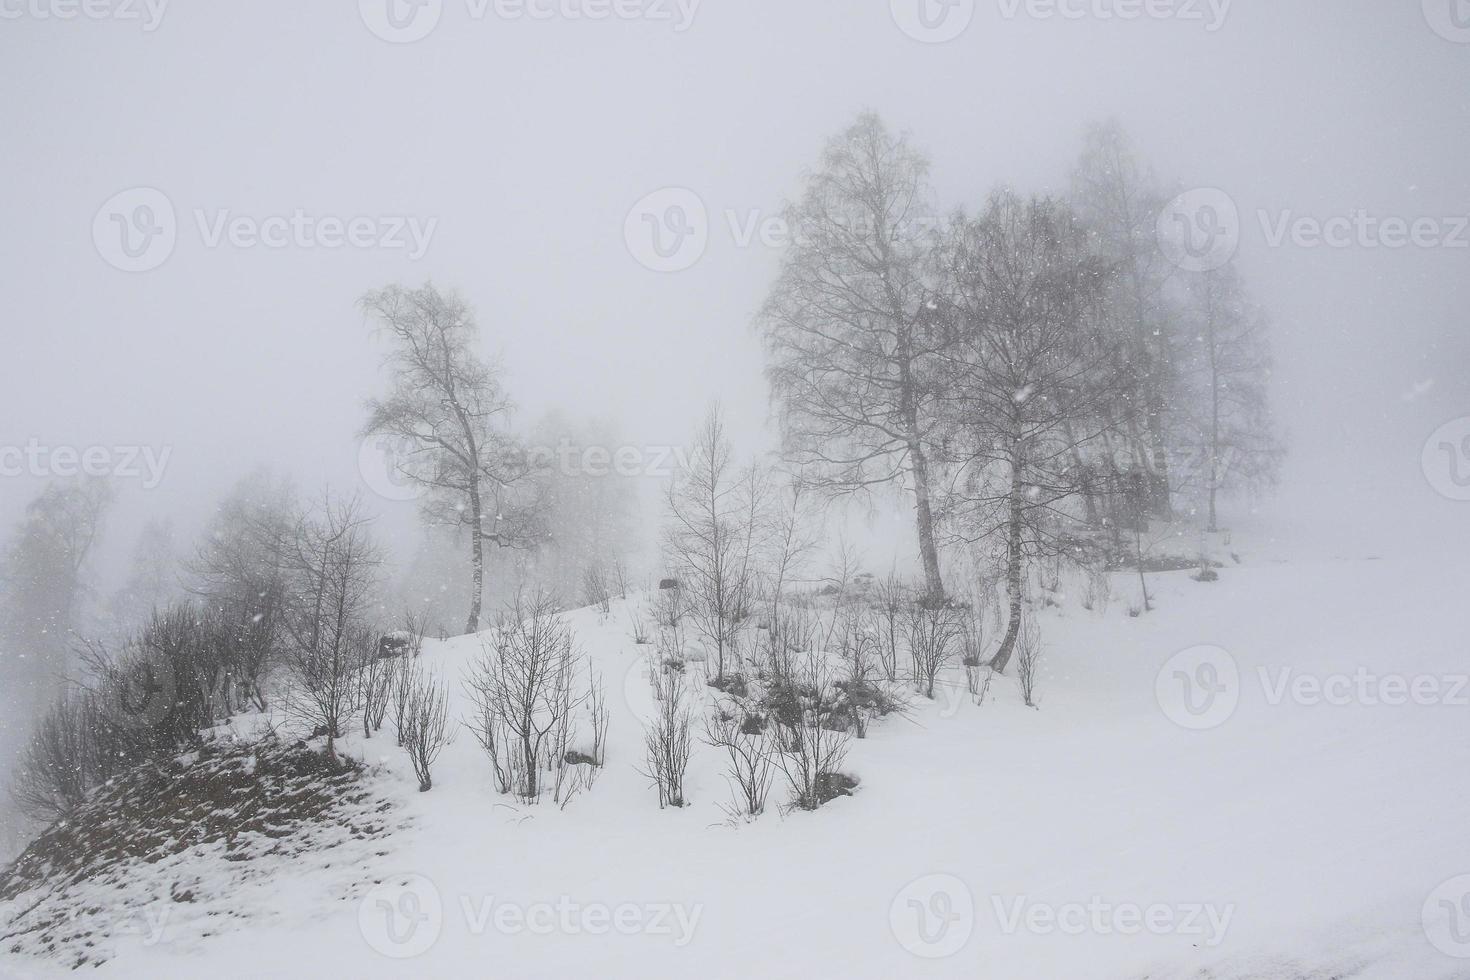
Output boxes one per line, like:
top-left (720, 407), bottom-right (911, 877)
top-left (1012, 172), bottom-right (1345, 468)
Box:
top-left (4, 527), bottom-right (1469, 979)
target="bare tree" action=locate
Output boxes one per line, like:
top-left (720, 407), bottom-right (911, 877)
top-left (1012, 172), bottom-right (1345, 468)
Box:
top-left (872, 570), bottom-right (907, 683)
top-left (1070, 119), bottom-right (1180, 519)
top-left (760, 112), bottom-right (950, 606)
top-left (663, 405), bottom-right (766, 685)
top-left (362, 283), bottom-right (541, 634)
top-left (935, 191), bottom-right (1120, 673)
top-left (107, 517), bottom-right (180, 638)
top-left (1015, 619), bottom-right (1043, 709)
top-left (641, 669), bottom-right (693, 809)
top-left (185, 469), bottom-right (295, 712)
top-left (759, 475), bottom-right (820, 648)
top-left (1180, 264), bottom-right (1282, 531)
top-left (0, 478), bottom-right (114, 731)
top-left (279, 493), bottom-right (382, 758)
top-left (904, 601), bottom-right (959, 699)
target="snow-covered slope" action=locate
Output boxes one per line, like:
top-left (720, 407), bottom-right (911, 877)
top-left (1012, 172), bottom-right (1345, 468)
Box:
top-left (5, 526), bottom-right (1469, 979)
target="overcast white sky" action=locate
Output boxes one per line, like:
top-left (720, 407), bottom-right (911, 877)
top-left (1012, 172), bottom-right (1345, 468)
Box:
top-left (2, 0), bottom-right (1467, 576)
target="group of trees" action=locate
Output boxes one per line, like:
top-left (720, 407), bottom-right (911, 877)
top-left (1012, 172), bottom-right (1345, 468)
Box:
top-left (760, 113), bottom-right (1281, 668)
top-left (3, 283), bottom-right (638, 832)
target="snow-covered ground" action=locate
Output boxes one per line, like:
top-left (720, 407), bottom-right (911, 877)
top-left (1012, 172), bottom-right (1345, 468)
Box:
top-left (6, 520), bottom-right (1470, 980)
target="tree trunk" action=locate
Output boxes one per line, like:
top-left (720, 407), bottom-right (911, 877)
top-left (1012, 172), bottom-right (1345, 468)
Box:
top-left (910, 442), bottom-right (945, 607)
top-left (466, 478), bottom-right (485, 634)
top-left (989, 462), bottom-right (1026, 674)
top-left (1205, 280), bottom-right (1221, 534)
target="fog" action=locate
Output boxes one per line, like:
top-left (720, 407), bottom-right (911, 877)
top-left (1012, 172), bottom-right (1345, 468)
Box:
top-left (0, 1), bottom-right (1463, 569)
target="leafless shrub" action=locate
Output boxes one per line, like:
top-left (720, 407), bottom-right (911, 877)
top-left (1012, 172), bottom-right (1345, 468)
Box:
top-left (955, 603), bottom-right (985, 669)
top-left (10, 690), bottom-right (132, 822)
top-left (359, 645), bottom-right (395, 738)
top-left (771, 656), bottom-right (853, 811)
top-left (1016, 619), bottom-right (1043, 708)
top-left (904, 602), bottom-right (960, 699)
top-left (399, 666), bottom-right (453, 791)
top-left (872, 572), bottom-right (907, 682)
top-left (612, 559), bottom-right (630, 600)
top-left (641, 672), bottom-right (693, 808)
top-left (586, 664), bottom-right (610, 766)
top-left (463, 590), bottom-right (584, 802)
top-left (654, 584), bottom-right (685, 627)
top-left (278, 494), bottom-right (381, 758)
top-left (582, 563), bottom-right (613, 615)
top-left (628, 601), bottom-right (652, 645)
top-left (966, 662), bottom-right (994, 706)
top-left (1082, 561), bottom-right (1111, 613)
top-left (704, 704), bottom-right (776, 816)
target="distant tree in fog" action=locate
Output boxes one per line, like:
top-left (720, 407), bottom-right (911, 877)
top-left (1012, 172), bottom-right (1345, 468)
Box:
top-left (107, 517), bottom-right (180, 638)
top-left (0, 479), bottom-right (113, 721)
top-left (362, 282), bottom-right (541, 634)
top-left (1069, 119), bottom-right (1181, 520)
top-left (1178, 264), bottom-right (1282, 530)
top-left (760, 111), bottom-right (950, 606)
top-left (185, 469), bottom-right (295, 711)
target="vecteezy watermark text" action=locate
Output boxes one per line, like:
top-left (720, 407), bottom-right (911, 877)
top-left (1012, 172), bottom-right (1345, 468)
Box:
top-left (0, 439), bottom-right (171, 489)
top-left (358, 874), bottom-right (703, 958)
top-left (1156, 644), bottom-right (1470, 730)
top-left (357, 0), bottom-right (700, 43)
top-left (997, 0), bottom-right (1230, 31)
top-left (0, 0), bottom-right (167, 30)
top-left (93, 187), bottom-right (437, 272)
top-left (887, 873), bottom-right (1234, 958)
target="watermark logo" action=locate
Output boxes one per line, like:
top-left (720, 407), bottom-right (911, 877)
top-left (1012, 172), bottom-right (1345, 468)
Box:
top-left (1157, 187), bottom-right (1239, 272)
top-left (1423, 417), bottom-right (1470, 501)
top-left (360, 874), bottom-right (444, 958)
top-left (1155, 644), bottom-right (1238, 730)
top-left (105, 658), bottom-right (177, 730)
top-left (0, 0), bottom-right (169, 30)
top-left (1423, 0), bottom-right (1470, 43)
top-left (1424, 874), bottom-right (1470, 957)
top-left (625, 187), bottom-right (708, 272)
top-left (359, 0), bottom-right (443, 42)
top-left (890, 0), bottom-right (975, 43)
top-left (358, 434), bottom-right (426, 503)
top-left (93, 187), bottom-right (176, 272)
top-left (889, 873), bottom-right (974, 958)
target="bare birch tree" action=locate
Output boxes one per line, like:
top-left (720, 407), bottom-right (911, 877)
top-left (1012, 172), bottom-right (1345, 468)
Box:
top-left (760, 112), bottom-right (950, 605)
top-left (663, 404), bottom-right (766, 685)
top-left (935, 191), bottom-right (1120, 673)
top-left (362, 282), bottom-right (540, 634)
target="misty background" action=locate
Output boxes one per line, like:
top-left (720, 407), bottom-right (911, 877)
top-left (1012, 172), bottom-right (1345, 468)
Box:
top-left (1, 0), bottom-right (1467, 848)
